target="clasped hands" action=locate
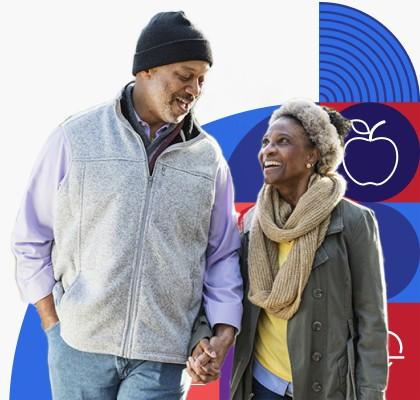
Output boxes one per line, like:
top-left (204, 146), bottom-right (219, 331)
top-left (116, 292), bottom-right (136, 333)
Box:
top-left (186, 324), bottom-right (235, 384)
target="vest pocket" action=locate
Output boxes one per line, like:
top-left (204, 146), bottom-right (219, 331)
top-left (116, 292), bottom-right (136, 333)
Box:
top-left (57, 272), bottom-right (82, 313)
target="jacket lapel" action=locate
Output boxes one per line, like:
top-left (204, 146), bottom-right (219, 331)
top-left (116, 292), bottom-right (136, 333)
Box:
top-left (312, 201), bottom-right (344, 269)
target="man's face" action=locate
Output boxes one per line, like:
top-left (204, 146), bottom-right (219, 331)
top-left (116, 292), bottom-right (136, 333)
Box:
top-left (143, 60), bottom-right (210, 125)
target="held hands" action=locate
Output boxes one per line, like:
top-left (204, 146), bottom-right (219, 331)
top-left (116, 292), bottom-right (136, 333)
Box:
top-left (186, 324), bottom-right (235, 384)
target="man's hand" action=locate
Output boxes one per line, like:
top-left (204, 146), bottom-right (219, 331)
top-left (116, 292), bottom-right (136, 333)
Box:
top-left (187, 338), bottom-right (218, 383)
top-left (35, 294), bottom-right (59, 331)
top-left (186, 324), bottom-right (235, 384)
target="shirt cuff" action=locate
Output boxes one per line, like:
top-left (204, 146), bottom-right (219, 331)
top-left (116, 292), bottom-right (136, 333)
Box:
top-left (17, 263), bottom-right (56, 304)
top-left (204, 300), bottom-right (243, 333)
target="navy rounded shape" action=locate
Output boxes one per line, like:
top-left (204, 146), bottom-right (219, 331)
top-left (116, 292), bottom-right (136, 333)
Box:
top-left (364, 203), bottom-right (419, 299)
top-left (338, 103), bottom-right (419, 202)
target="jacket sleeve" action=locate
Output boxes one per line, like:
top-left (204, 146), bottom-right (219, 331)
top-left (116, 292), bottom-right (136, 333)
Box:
top-left (187, 305), bottom-right (212, 356)
top-left (11, 127), bottom-right (71, 304)
top-left (347, 208), bottom-right (388, 400)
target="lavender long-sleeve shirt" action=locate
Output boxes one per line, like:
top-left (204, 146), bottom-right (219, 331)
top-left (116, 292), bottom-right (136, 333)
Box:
top-left (12, 124), bottom-right (243, 331)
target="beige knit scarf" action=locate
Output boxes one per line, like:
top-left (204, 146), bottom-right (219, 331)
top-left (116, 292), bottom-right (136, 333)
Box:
top-left (248, 173), bottom-right (346, 319)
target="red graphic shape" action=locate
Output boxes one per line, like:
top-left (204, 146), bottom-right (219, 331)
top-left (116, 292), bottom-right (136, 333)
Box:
top-left (386, 303), bottom-right (420, 399)
top-left (187, 380), bottom-right (219, 400)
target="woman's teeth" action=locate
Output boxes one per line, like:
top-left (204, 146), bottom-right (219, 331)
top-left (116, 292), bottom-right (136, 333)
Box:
top-left (264, 160), bottom-right (282, 168)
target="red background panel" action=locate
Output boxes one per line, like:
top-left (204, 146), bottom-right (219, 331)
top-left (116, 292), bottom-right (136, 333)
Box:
top-left (386, 303), bottom-right (420, 399)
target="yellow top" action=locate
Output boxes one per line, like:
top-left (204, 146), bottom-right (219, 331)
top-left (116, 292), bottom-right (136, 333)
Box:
top-left (254, 240), bottom-right (293, 382)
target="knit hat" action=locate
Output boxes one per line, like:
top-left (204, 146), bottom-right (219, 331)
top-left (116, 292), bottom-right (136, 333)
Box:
top-left (132, 11), bottom-right (213, 75)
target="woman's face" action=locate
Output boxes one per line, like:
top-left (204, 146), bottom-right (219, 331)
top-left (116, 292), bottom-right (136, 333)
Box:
top-left (258, 116), bottom-right (318, 188)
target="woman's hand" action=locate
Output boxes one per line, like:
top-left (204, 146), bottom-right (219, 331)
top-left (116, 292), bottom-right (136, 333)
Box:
top-left (186, 324), bottom-right (235, 384)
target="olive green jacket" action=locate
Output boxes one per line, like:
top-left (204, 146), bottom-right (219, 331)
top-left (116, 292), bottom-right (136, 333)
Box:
top-left (231, 199), bottom-right (388, 400)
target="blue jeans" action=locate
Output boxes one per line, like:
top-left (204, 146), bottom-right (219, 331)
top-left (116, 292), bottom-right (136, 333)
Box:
top-left (252, 378), bottom-right (292, 400)
top-left (46, 322), bottom-right (188, 400)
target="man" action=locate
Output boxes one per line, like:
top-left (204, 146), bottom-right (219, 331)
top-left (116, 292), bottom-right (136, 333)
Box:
top-left (11, 11), bottom-right (242, 399)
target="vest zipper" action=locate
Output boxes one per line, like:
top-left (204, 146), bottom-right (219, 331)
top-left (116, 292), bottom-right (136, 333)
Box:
top-left (122, 174), bottom-right (154, 357)
top-left (117, 113), bottom-right (206, 357)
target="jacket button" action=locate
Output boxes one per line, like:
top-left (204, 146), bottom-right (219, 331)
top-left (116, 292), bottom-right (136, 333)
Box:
top-left (312, 321), bottom-right (322, 331)
top-left (312, 288), bottom-right (323, 298)
top-left (312, 382), bottom-right (322, 392)
top-left (312, 352), bottom-right (322, 362)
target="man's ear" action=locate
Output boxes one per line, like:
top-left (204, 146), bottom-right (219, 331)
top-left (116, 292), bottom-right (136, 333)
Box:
top-left (137, 69), bottom-right (153, 79)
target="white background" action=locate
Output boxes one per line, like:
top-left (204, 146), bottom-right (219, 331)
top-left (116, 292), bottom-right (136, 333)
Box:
top-left (0, 1), bottom-right (418, 398)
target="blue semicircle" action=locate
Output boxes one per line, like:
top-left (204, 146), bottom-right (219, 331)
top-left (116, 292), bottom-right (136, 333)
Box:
top-left (320, 2), bottom-right (420, 102)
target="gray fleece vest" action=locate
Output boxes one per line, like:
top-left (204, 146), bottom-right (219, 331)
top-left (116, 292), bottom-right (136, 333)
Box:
top-left (51, 96), bottom-right (222, 363)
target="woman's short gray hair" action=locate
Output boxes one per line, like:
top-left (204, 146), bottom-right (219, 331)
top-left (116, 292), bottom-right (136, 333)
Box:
top-left (269, 99), bottom-right (351, 175)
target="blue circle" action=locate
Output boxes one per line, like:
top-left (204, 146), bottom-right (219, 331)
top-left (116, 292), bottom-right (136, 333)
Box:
top-left (365, 203), bottom-right (419, 298)
top-left (338, 103), bottom-right (419, 201)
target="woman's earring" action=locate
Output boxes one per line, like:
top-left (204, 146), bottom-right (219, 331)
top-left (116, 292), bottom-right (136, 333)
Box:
top-left (306, 163), bottom-right (312, 169)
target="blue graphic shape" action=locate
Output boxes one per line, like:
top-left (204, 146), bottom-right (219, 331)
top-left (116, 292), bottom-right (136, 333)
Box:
top-left (202, 106), bottom-right (277, 160)
top-left (10, 305), bottom-right (51, 399)
top-left (320, 3), bottom-right (420, 102)
top-left (386, 203), bottom-right (420, 303)
top-left (338, 103), bottom-right (419, 201)
top-left (229, 117), bottom-right (268, 202)
top-left (365, 203), bottom-right (419, 300)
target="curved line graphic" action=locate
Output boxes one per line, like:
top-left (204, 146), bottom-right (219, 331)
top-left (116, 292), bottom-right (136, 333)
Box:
top-left (389, 330), bottom-right (404, 354)
top-left (322, 33), bottom-right (385, 99)
top-left (320, 85), bottom-right (338, 102)
top-left (321, 23), bottom-right (396, 100)
top-left (320, 77), bottom-right (347, 101)
top-left (328, 3), bottom-right (420, 99)
top-left (320, 62), bottom-right (362, 100)
top-left (320, 2), bottom-right (420, 101)
top-left (320, 67), bottom-right (355, 100)
top-left (321, 41), bottom-right (380, 100)
top-left (350, 119), bottom-right (373, 136)
top-left (319, 93), bottom-right (329, 103)
top-left (325, 11), bottom-right (408, 100)
top-left (320, 53), bottom-right (369, 100)
top-left (388, 330), bottom-right (405, 367)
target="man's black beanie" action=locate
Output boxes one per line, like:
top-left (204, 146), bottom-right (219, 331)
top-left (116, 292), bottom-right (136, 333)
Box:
top-left (132, 11), bottom-right (213, 75)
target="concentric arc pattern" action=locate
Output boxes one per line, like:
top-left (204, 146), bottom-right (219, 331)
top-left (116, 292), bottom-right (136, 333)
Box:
top-left (320, 2), bottom-right (420, 102)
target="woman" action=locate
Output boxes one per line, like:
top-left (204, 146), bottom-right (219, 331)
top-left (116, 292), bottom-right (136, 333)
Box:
top-left (230, 100), bottom-right (388, 400)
